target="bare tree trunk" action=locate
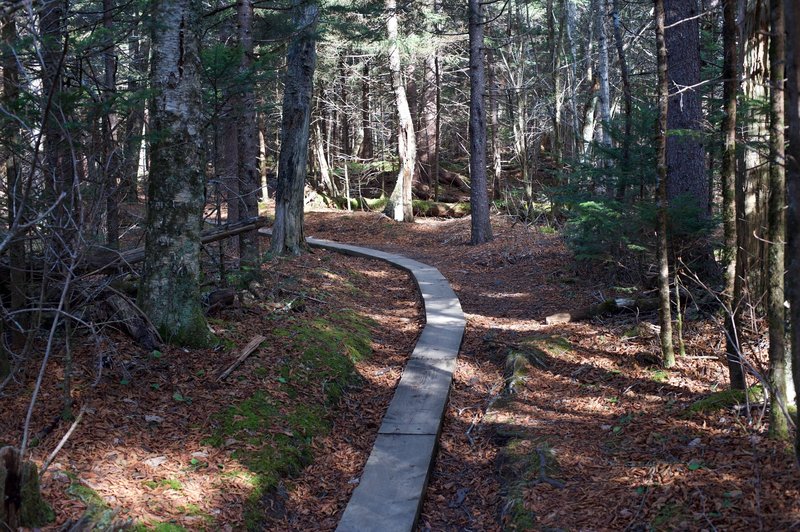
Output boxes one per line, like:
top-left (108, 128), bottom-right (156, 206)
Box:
top-left (1, 16), bottom-right (26, 367)
top-left (271, 0), bottom-right (318, 255)
top-left (611, 0), bottom-right (632, 200)
top-left (338, 56), bottom-right (351, 157)
top-left (418, 49), bottom-right (438, 192)
top-left (767, 0), bottom-right (790, 438)
top-left (237, 0), bottom-right (260, 269)
top-left (784, 0), bottom-right (800, 462)
top-left (547, 0), bottom-right (562, 162)
top-left (665, 0), bottom-right (708, 208)
top-left (121, 20), bottom-right (149, 200)
top-left (595, 0), bottom-right (611, 149)
top-left (469, 0), bottom-right (492, 244)
top-left (722, 0), bottom-right (746, 390)
top-left (383, 0), bottom-right (415, 222)
top-left (488, 47), bottom-right (502, 200)
top-left (258, 107), bottom-right (269, 201)
top-left (565, 0), bottom-right (580, 157)
top-left (103, 0), bottom-right (122, 249)
top-left (139, 0), bottom-right (208, 347)
top-left (655, 0), bottom-right (675, 368)
top-left (357, 61), bottom-right (373, 160)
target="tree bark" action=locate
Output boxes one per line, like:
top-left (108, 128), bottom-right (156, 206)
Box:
top-left (103, 0), bottom-right (122, 249)
top-left (595, 0), bottom-right (611, 149)
top-left (271, 0), bottom-right (318, 255)
top-left (139, 0), bottom-right (209, 347)
top-left (1, 16), bottom-right (26, 364)
top-left (357, 61), bottom-right (373, 160)
top-left (611, 0), bottom-right (632, 200)
top-left (665, 0), bottom-right (708, 211)
top-left (468, 0), bottom-right (493, 244)
top-left (383, 0), bottom-right (416, 222)
top-left (767, 0), bottom-right (789, 438)
top-left (418, 47), bottom-right (438, 191)
top-left (237, 0), bottom-right (260, 269)
top-left (722, 0), bottom-right (746, 390)
top-left (655, 0), bottom-right (675, 368)
top-left (784, 0), bottom-right (800, 461)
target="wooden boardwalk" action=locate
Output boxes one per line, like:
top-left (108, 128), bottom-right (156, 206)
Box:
top-left (259, 229), bottom-right (465, 531)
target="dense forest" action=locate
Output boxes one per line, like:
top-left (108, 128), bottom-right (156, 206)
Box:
top-left (1, 0), bottom-right (800, 528)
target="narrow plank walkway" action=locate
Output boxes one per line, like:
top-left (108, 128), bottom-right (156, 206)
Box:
top-left (259, 229), bottom-right (465, 531)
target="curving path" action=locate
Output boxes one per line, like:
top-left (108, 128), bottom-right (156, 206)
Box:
top-left (259, 229), bottom-right (466, 531)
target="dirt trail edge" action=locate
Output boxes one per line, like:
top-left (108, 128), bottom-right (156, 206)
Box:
top-left (259, 228), bottom-right (466, 531)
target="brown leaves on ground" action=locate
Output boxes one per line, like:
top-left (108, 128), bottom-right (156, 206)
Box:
top-left (0, 248), bottom-right (422, 530)
top-left (4, 208), bottom-right (799, 530)
top-left (304, 209), bottom-right (800, 532)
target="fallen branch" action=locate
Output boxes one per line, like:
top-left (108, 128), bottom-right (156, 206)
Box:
top-left (545, 297), bottom-right (660, 324)
top-left (217, 334), bottom-right (266, 381)
top-left (40, 405), bottom-right (88, 476)
top-left (80, 217), bottom-right (270, 275)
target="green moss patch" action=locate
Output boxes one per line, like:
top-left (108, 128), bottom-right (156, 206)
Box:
top-left (205, 310), bottom-right (374, 530)
top-left (65, 478), bottom-right (116, 528)
top-left (519, 335), bottom-right (573, 358)
top-left (683, 385), bottom-right (764, 417)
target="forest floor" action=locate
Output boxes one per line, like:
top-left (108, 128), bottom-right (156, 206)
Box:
top-left (303, 209), bottom-right (800, 531)
top-left (3, 207), bottom-right (799, 530)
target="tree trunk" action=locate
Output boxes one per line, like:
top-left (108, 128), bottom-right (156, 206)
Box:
top-left (237, 0), bottom-right (260, 270)
top-left (139, 0), bottom-right (209, 347)
top-left (488, 47), bottom-right (502, 200)
top-left (767, 0), bottom-right (790, 438)
top-left (418, 48), bottom-right (438, 192)
top-left (784, 0), bottom-right (800, 462)
top-left (271, 0), bottom-right (318, 255)
top-left (722, 0), bottom-right (746, 390)
top-left (468, 0), bottom-right (493, 244)
top-left (1, 16), bottom-right (26, 366)
top-left (611, 0), bottom-right (632, 200)
top-left (357, 61), bottom-right (373, 160)
top-left (565, 0), bottom-right (580, 158)
top-left (665, 0), bottom-right (708, 211)
top-left (218, 103), bottom-right (239, 254)
top-left (595, 0), bottom-right (611, 149)
top-left (383, 0), bottom-right (416, 222)
top-left (655, 0), bottom-right (675, 368)
top-left (103, 0), bottom-right (122, 249)
top-left (121, 21), bottom-right (149, 201)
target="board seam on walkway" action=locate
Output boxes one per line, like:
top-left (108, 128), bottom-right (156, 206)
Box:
top-left (259, 229), bottom-right (466, 532)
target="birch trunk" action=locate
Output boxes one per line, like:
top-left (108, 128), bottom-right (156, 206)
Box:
top-left (384, 0), bottom-right (416, 222)
top-left (595, 0), bottom-right (611, 149)
top-left (139, 0), bottom-right (208, 346)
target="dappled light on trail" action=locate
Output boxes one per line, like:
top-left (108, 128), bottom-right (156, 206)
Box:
top-left (306, 209), bottom-right (800, 531)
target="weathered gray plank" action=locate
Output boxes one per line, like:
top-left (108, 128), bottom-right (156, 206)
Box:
top-left (378, 357), bottom-right (457, 435)
top-left (336, 434), bottom-right (437, 532)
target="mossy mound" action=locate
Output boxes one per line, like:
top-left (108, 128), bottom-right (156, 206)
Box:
top-left (204, 310), bottom-right (374, 530)
top-left (683, 385), bottom-right (764, 417)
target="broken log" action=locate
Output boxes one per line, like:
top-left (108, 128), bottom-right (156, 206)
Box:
top-left (545, 297), bottom-right (660, 324)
